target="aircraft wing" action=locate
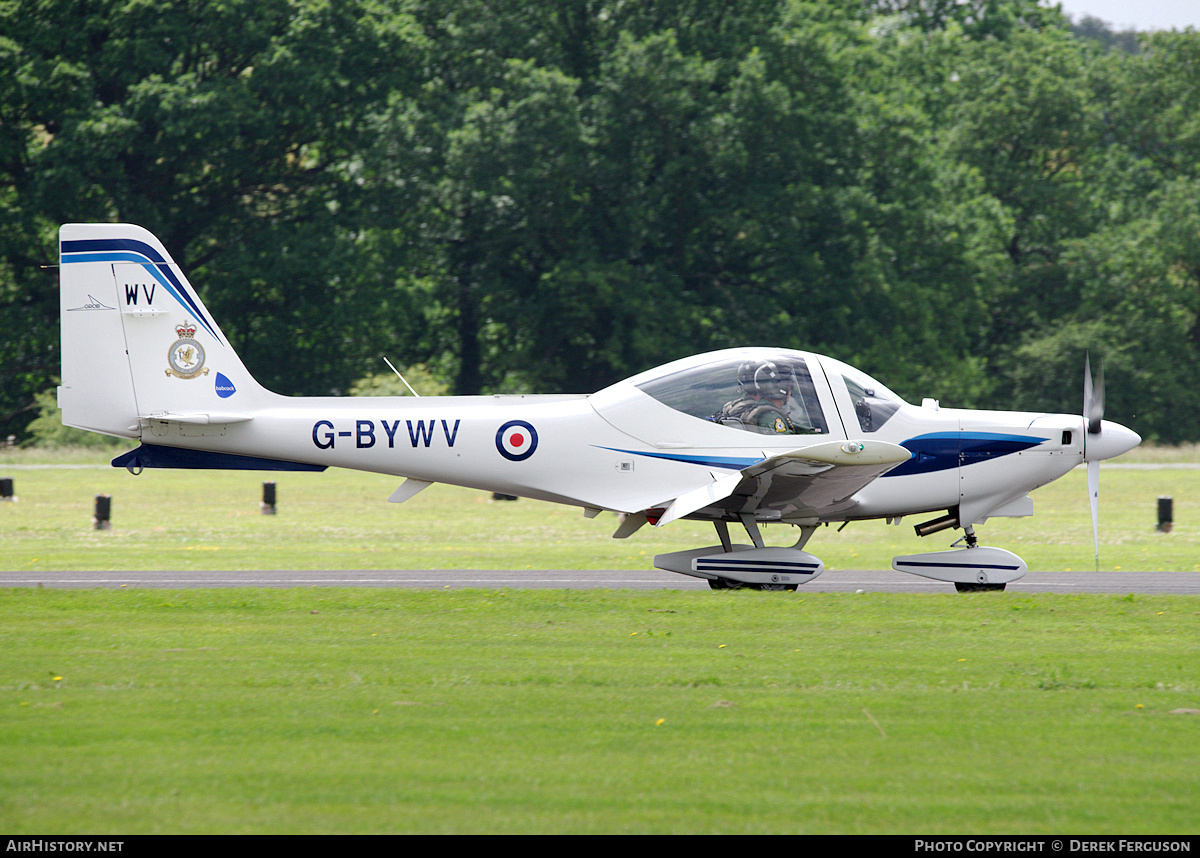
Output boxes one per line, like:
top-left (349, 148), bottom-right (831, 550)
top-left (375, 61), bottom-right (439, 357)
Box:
top-left (657, 439), bottom-right (912, 526)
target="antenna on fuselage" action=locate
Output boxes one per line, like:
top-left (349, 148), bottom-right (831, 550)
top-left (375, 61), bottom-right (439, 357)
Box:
top-left (384, 357), bottom-right (420, 397)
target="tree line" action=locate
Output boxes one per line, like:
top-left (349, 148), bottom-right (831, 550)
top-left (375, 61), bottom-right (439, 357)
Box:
top-left (2, 0), bottom-right (1198, 443)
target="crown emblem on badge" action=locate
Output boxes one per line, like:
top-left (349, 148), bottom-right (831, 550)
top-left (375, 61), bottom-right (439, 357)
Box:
top-left (166, 319), bottom-right (209, 379)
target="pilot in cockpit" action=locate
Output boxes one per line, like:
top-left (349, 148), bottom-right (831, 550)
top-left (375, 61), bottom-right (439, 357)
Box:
top-left (711, 359), bottom-right (809, 434)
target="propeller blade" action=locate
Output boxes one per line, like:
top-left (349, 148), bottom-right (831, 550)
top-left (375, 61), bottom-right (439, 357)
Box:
top-left (1087, 459), bottom-right (1100, 571)
top-left (1084, 354), bottom-right (1104, 570)
top-left (1084, 353), bottom-right (1104, 436)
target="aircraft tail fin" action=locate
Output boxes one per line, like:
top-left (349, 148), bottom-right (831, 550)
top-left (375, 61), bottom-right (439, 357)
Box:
top-left (59, 223), bottom-right (269, 439)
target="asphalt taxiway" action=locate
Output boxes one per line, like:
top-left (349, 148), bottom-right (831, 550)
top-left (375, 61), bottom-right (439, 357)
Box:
top-left (3, 568), bottom-right (1198, 593)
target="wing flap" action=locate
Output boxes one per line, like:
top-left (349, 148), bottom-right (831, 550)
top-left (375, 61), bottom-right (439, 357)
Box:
top-left (657, 439), bottom-right (911, 526)
top-left (658, 471), bottom-right (746, 526)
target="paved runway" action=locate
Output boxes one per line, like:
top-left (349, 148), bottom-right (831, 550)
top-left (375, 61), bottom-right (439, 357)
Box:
top-left (3, 568), bottom-right (1199, 594)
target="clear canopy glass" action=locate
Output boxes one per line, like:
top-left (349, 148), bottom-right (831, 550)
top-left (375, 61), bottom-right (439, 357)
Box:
top-left (635, 352), bottom-right (829, 436)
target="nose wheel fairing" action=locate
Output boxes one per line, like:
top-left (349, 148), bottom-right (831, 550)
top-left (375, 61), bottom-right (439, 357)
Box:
top-left (891, 545), bottom-right (1027, 587)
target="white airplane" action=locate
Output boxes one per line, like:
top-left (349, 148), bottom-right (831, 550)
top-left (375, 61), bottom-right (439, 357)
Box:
top-left (58, 223), bottom-right (1141, 591)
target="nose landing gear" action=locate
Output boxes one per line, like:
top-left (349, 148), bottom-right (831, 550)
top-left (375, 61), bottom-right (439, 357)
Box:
top-left (893, 524), bottom-right (1025, 592)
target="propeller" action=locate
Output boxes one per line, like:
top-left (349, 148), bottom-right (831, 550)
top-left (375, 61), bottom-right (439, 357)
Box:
top-left (1084, 353), bottom-right (1103, 569)
top-left (1084, 353), bottom-right (1104, 435)
top-left (1081, 354), bottom-right (1142, 570)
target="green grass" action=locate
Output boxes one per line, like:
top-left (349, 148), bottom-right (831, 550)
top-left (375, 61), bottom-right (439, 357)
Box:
top-left (2, 446), bottom-right (1199, 833)
top-left (1, 587), bottom-right (1198, 834)
top-left (0, 445), bottom-right (1197, 572)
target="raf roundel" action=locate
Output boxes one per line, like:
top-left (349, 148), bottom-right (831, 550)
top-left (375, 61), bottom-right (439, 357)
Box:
top-left (496, 420), bottom-right (538, 461)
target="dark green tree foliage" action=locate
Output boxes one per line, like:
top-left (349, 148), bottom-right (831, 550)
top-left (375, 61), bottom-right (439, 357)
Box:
top-left (1033, 31), bottom-right (1200, 441)
top-left (2, 1), bottom-right (1200, 442)
top-left (839, 19), bottom-right (991, 404)
top-left (0, 0), bottom-right (419, 418)
top-left (0, 4), bottom-right (66, 435)
top-left (945, 28), bottom-right (1102, 354)
top-left (387, 1), bottom-right (870, 394)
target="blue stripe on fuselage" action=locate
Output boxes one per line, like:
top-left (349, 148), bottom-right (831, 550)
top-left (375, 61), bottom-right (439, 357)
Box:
top-left (598, 432), bottom-right (1046, 476)
top-left (593, 446), bottom-right (761, 471)
top-left (883, 432), bottom-right (1047, 477)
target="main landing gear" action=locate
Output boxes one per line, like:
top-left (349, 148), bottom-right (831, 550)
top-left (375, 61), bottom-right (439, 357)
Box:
top-left (954, 581), bottom-right (1007, 593)
top-left (707, 578), bottom-right (798, 591)
top-left (656, 517), bottom-right (1030, 593)
top-left (655, 519), bottom-right (821, 591)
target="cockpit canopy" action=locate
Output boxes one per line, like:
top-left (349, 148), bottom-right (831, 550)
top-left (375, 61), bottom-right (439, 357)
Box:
top-left (634, 350), bottom-right (829, 436)
top-left (841, 371), bottom-right (901, 433)
top-left (629, 349), bottom-right (907, 436)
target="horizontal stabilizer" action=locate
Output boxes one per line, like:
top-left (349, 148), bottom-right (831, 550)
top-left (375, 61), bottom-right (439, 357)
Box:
top-left (112, 444), bottom-right (326, 472)
top-left (146, 412), bottom-right (253, 425)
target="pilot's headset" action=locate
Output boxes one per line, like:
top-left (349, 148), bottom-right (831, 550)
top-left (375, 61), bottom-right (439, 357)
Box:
top-left (738, 360), bottom-right (793, 400)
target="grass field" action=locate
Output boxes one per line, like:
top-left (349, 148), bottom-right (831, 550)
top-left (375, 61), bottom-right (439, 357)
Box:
top-left (2, 445), bottom-right (1200, 573)
top-left (2, 587), bottom-right (1198, 834)
top-left (1, 447), bottom-right (1199, 833)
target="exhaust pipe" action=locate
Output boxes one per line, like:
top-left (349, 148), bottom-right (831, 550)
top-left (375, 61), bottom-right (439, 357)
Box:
top-left (914, 509), bottom-right (959, 538)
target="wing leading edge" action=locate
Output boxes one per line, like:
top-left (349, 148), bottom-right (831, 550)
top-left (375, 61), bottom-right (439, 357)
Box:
top-left (657, 439), bottom-right (912, 526)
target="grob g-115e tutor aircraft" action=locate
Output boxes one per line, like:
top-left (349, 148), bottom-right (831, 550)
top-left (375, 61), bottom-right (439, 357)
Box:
top-left (58, 223), bottom-right (1141, 591)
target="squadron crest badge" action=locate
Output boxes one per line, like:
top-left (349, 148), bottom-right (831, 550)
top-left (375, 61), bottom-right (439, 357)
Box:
top-left (165, 321), bottom-right (209, 379)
